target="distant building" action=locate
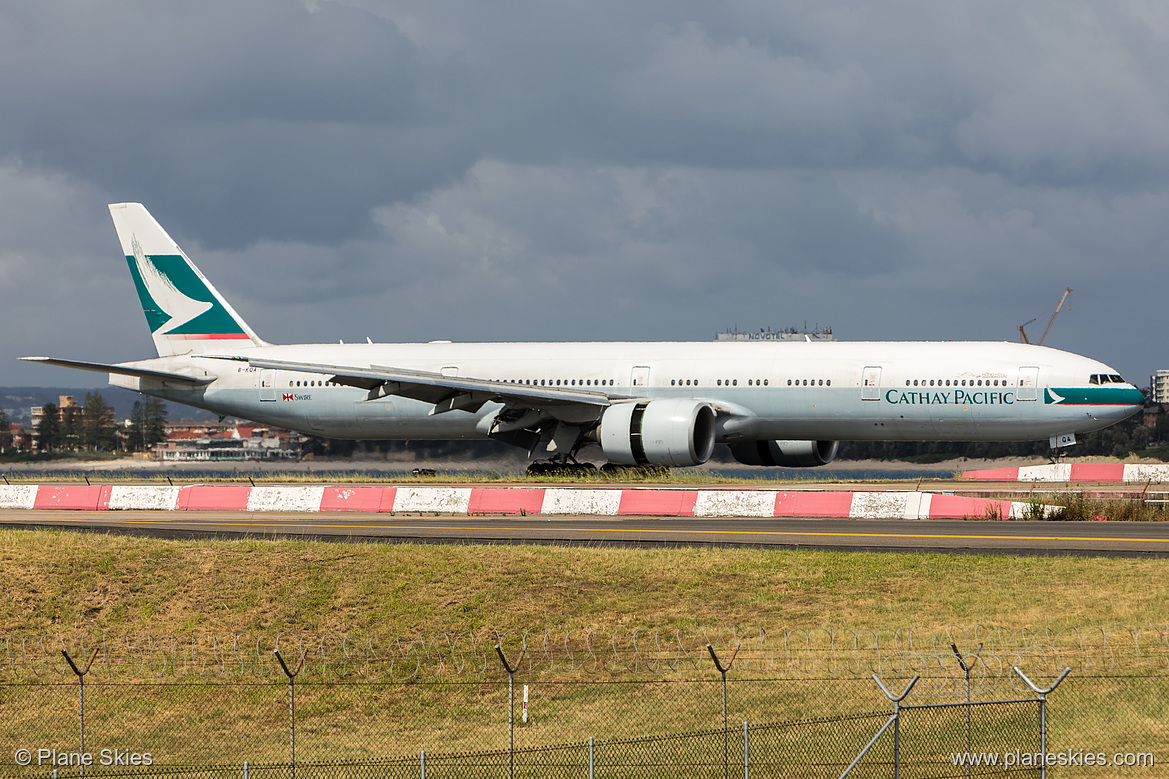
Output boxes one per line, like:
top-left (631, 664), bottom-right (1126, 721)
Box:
top-left (1152, 370), bottom-right (1169, 405)
top-left (3, 424), bottom-right (31, 452)
top-left (1143, 406), bottom-right (1162, 429)
top-left (30, 395), bottom-right (76, 429)
top-left (716, 325), bottom-right (835, 342)
top-left (153, 420), bottom-right (303, 461)
top-left (29, 395), bottom-right (117, 450)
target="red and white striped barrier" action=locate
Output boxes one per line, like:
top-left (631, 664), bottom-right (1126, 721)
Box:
top-left (0, 484), bottom-right (1050, 519)
top-left (963, 464), bottom-right (1169, 483)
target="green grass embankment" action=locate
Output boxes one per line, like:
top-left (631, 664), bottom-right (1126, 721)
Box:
top-left (4, 529), bottom-right (1168, 634)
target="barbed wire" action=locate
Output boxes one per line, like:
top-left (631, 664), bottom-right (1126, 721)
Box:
top-left (2, 625), bottom-right (1166, 692)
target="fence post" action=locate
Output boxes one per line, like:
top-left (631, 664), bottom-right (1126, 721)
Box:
top-left (274, 650), bottom-right (305, 779)
top-left (743, 722), bottom-right (749, 779)
top-left (420, 750), bottom-right (425, 779)
top-left (951, 642), bottom-right (982, 779)
top-left (1013, 667), bottom-right (1071, 779)
top-left (62, 648), bottom-right (99, 778)
top-left (588, 736), bottom-right (594, 779)
top-left (849, 675), bottom-right (918, 779)
top-left (496, 644), bottom-right (526, 779)
top-left (707, 643), bottom-right (740, 779)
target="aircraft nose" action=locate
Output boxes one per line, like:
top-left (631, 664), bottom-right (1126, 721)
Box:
top-left (1108, 384), bottom-right (1145, 421)
top-left (1121, 385), bottom-right (1145, 407)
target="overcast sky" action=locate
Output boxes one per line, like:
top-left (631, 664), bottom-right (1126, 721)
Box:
top-left (2, 1), bottom-right (1166, 388)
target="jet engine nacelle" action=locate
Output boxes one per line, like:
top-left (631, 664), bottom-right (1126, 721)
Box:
top-left (599, 399), bottom-right (717, 467)
top-left (730, 439), bottom-right (839, 468)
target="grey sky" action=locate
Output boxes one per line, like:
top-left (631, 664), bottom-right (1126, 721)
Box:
top-left (2, 1), bottom-right (1165, 387)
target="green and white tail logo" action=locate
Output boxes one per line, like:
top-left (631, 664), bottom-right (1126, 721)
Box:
top-left (112, 203), bottom-right (263, 356)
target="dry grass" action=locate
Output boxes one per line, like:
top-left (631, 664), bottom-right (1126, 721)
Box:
top-left (3, 529), bottom-right (1169, 635)
top-left (3, 529), bottom-right (1167, 776)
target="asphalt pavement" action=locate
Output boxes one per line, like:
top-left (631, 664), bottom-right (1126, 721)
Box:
top-left (4, 509), bottom-right (1168, 557)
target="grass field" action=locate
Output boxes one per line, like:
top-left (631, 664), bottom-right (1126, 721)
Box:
top-left (3, 529), bottom-right (1167, 776)
top-left (3, 528), bottom-right (1169, 634)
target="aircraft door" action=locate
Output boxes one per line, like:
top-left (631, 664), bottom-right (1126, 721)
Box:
top-left (1017, 366), bottom-right (1039, 401)
top-left (861, 366), bottom-right (882, 401)
top-left (630, 366), bottom-right (651, 397)
top-left (259, 370), bottom-right (277, 402)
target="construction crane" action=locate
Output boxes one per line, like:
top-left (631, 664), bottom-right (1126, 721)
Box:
top-left (1019, 288), bottom-right (1072, 345)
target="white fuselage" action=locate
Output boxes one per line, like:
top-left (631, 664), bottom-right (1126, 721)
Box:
top-left (111, 339), bottom-right (1143, 444)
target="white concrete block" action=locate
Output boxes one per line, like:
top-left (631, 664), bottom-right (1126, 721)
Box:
top-left (246, 486), bottom-right (326, 513)
top-left (541, 489), bottom-right (623, 516)
top-left (1017, 464), bottom-right (1072, 482)
top-left (1008, 501), bottom-right (1060, 519)
top-left (1122, 464), bottom-right (1169, 483)
top-left (0, 485), bottom-right (38, 509)
top-left (107, 486), bottom-right (182, 511)
top-left (392, 487), bottom-right (472, 514)
top-left (692, 490), bottom-right (777, 517)
top-left (850, 492), bottom-right (914, 519)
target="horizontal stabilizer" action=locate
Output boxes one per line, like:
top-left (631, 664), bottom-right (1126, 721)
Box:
top-left (19, 356), bottom-right (215, 385)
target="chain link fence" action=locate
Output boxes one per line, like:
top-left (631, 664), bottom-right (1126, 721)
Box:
top-left (1, 627), bottom-right (1164, 778)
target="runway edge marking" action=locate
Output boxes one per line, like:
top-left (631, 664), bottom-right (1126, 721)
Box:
top-left (3, 485), bottom-right (1059, 520)
top-left (964, 463), bottom-right (1169, 483)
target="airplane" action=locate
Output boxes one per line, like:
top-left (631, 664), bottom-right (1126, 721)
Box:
top-left (23, 203), bottom-right (1145, 472)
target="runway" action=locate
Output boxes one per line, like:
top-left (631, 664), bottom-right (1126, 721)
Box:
top-left (4, 509), bottom-right (1169, 557)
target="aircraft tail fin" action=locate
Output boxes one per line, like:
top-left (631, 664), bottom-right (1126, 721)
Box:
top-left (109, 203), bottom-right (268, 357)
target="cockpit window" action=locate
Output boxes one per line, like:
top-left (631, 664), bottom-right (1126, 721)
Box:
top-left (1090, 373), bottom-right (1128, 385)
top-left (1109, 374), bottom-right (1125, 383)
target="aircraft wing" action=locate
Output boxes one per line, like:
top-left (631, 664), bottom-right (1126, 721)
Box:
top-left (218, 356), bottom-right (622, 413)
top-left (20, 356), bottom-right (215, 386)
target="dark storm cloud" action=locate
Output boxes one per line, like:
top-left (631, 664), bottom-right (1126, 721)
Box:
top-left (2, 0), bottom-right (1169, 387)
top-left (0, 0), bottom-right (475, 246)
